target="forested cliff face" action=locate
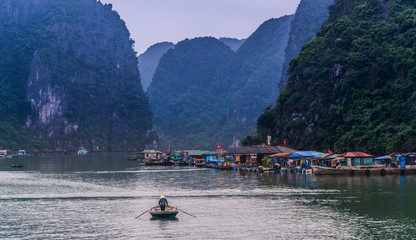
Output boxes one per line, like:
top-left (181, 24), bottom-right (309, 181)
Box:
top-left (148, 16), bottom-right (293, 149)
top-left (138, 42), bottom-right (175, 91)
top-left (217, 16), bottom-right (293, 148)
top-left (148, 37), bottom-right (235, 149)
top-left (0, 0), bottom-right (156, 151)
top-left (255, 0), bottom-right (416, 154)
top-left (279, 0), bottom-right (334, 89)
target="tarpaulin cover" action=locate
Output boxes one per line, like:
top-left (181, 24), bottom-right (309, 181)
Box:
top-left (289, 151), bottom-right (323, 158)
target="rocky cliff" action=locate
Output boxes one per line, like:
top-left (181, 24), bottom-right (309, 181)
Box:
top-left (279, 0), bottom-right (334, 90)
top-left (147, 37), bottom-right (235, 149)
top-left (217, 16), bottom-right (293, 148)
top-left (0, 0), bottom-right (156, 151)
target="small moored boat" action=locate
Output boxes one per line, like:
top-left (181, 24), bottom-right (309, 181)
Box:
top-left (11, 164), bottom-right (23, 168)
top-left (149, 206), bottom-right (178, 218)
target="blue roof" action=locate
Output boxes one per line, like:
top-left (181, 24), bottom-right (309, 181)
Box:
top-left (374, 155), bottom-right (392, 160)
top-left (289, 151), bottom-right (323, 158)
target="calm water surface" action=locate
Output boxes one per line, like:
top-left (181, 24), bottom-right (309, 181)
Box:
top-left (1, 154), bottom-right (416, 239)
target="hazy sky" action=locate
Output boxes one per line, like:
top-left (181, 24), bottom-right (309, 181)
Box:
top-left (100, 0), bottom-right (301, 54)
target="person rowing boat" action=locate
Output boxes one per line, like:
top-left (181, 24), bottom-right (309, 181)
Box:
top-left (159, 195), bottom-right (168, 211)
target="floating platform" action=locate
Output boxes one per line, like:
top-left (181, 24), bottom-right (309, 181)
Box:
top-left (312, 166), bottom-right (416, 176)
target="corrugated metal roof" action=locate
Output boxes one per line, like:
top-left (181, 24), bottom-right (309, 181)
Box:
top-left (317, 153), bottom-right (331, 158)
top-left (142, 149), bottom-right (162, 154)
top-left (289, 151), bottom-right (323, 158)
top-left (338, 152), bottom-right (373, 157)
top-left (318, 154), bottom-right (341, 160)
top-left (232, 146), bottom-right (296, 154)
top-left (188, 150), bottom-right (210, 156)
top-left (205, 151), bottom-right (228, 155)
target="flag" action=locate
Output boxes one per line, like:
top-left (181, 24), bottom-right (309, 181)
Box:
top-left (213, 139), bottom-right (215, 142)
top-left (221, 148), bottom-right (224, 152)
top-left (284, 139), bottom-right (287, 146)
top-left (269, 146), bottom-right (271, 153)
top-left (217, 145), bottom-right (221, 149)
top-left (328, 148), bottom-right (333, 154)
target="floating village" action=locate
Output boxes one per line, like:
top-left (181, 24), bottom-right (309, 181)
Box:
top-left (3, 146), bottom-right (416, 175)
top-left (138, 146), bottom-right (416, 176)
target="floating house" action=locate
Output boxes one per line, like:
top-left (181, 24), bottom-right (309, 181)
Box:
top-left (288, 151), bottom-right (323, 168)
top-left (141, 149), bottom-right (162, 160)
top-left (168, 151), bottom-right (183, 161)
top-left (18, 150), bottom-right (27, 156)
top-left (186, 150), bottom-right (209, 162)
top-left (269, 152), bottom-right (293, 166)
top-left (0, 150), bottom-right (7, 158)
top-left (374, 155), bottom-right (392, 165)
top-left (338, 152), bottom-right (373, 166)
top-left (233, 146), bottom-right (296, 166)
top-left (315, 153), bottom-right (341, 167)
top-left (205, 151), bottom-right (230, 164)
top-left (394, 153), bottom-right (416, 169)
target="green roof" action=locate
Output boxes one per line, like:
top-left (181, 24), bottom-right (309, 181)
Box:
top-left (142, 149), bottom-right (162, 154)
top-left (188, 150), bottom-right (209, 156)
top-left (205, 150), bottom-right (228, 155)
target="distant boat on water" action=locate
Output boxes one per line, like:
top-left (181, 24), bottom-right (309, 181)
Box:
top-left (77, 149), bottom-right (88, 155)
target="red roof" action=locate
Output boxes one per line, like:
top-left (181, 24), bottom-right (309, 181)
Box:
top-left (338, 152), bottom-right (373, 158)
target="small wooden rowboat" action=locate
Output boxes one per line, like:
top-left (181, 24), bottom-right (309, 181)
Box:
top-left (149, 206), bottom-right (178, 218)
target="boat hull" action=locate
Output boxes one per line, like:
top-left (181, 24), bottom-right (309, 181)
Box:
top-left (149, 207), bottom-right (178, 218)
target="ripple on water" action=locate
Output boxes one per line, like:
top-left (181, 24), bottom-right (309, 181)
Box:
top-left (1, 161), bottom-right (416, 239)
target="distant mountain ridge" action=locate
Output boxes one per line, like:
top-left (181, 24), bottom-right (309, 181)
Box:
top-left (147, 15), bottom-right (294, 149)
top-left (138, 38), bottom-right (245, 92)
top-left (219, 38), bottom-right (246, 52)
top-left (138, 42), bottom-right (174, 91)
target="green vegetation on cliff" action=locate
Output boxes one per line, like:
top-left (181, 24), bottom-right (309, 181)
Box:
top-left (148, 37), bottom-right (235, 149)
top-left (255, 0), bottom-right (416, 154)
top-left (0, 0), bottom-right (155, 151)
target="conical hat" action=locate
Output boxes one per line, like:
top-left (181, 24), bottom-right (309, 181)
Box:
top-left (160, 195), bottom-right (165, 199)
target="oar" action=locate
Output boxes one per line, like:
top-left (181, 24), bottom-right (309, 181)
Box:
top-left (135, 207), bottom-right (154, 219)
top-left (176, 208), bottom-right (197, 218)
